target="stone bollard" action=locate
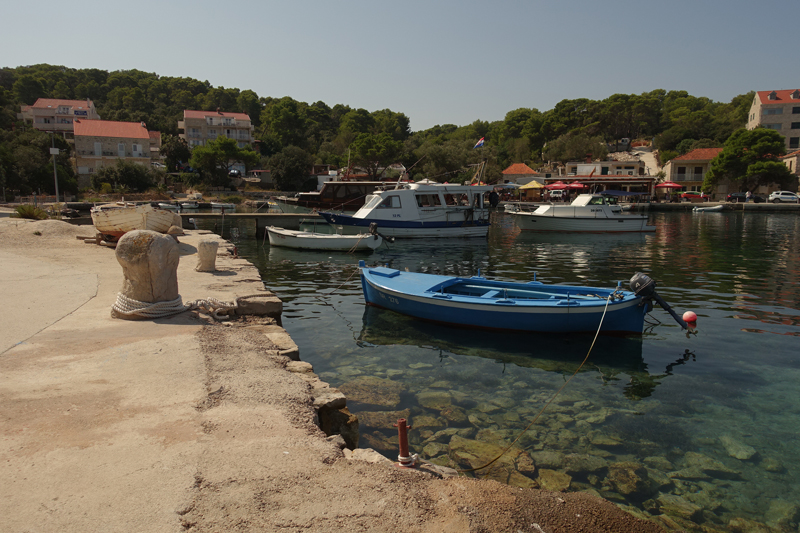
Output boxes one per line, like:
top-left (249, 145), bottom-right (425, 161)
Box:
top-left (196, 239), bottom-right (219, 272)
top-left (112, 230), bottom-right (180, 319)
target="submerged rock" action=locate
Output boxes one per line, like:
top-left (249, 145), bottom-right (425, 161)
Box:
top-left (416, 390), bottom-right (452, 410)
top-left (357, 409), bottom-right (411, 430)
top-left (728, 517), bottom-right (773, 533)
top-left (606, 462), bottom-right (653, 500)
top-left (720, 435), bottom-right (757, 461)
top-left (339, 376), bottom-right (406, 407)
top-left (656, 493), bottom-right (702, 522)
top-left (683, 451), bottom-right (742, 480)
top-left (536, 469), bottom-right (571, 491)
top-left (760, 456), bottom-right (785, 473)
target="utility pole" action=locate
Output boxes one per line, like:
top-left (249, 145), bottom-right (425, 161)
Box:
top-left (50, 134), bottom-right (60, 204)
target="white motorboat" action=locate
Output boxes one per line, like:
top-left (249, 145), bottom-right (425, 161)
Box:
top-left (158, 202), bottom-right (179, 211)
top-left (511, 194), bottom-right (655, 233)
top-left (90, 202), bottom-right (176, 241)
top-left (266, 226), bottom-right (383, 251)
top-left (210, 202), bottom-right (236, 210)
top-left (180, 201), bottom-right (200, 209)
top-left (319, 162), bottom-right (493, 239)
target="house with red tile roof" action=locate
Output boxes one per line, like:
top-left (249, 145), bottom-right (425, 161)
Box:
top-left (17, 98), bottom-right (100, 136)
top-left (746, 89), bottom-right (800, 152)
top-left (782, 149), bottom-right (800, 178)
top-left (662, 148), bottom-right (724, 195)
top-left (178, 109), bottom-right (254, 149)
top-left (73, 120), bottom-right (155, 188)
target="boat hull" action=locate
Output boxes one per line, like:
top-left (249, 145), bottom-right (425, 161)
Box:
top-left (360, 267), bottom-right (647, 334)
top-left (512, 212), bottom-right (655, 233)
top-left (90, 203), bottom-right (176, 240)
top-left (320, 212), bottom-right (490, 238)
top-left (267, 226), bottom-right (382, 251)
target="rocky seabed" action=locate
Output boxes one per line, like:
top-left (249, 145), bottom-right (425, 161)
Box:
top-left (312, 349), bottom-right (800, 533)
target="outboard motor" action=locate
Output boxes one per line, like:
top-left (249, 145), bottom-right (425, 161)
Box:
top-left (630, 272), bottom-right (688, 329)
top-left (368, 222), bottom-right (395, 243)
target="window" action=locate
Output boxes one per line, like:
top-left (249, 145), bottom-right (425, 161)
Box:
top-left (763, 108), bottom-right (783, 115)
top-left (694, 166), bottom-right (703, 178)
top-left (415, 194), bottom-right (441, 207)
top-left (763, 124), bottom-right (782, 130)
top-left (378, 195), bottom-right (401, 208)
top-left (791, 123), bottom-right (800, 129)
top-left (132, 144), bottom-right (141, 156)
top-left (790, 138), bottom-right (799, 149)
top-left (793, 107), bottom-right (800, 114)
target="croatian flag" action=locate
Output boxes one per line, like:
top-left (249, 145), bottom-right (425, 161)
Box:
top-left (473, 137), bottom-right (485, 149)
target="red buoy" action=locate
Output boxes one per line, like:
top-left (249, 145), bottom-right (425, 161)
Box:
top-left (683, 311), bottom-right (697, 324)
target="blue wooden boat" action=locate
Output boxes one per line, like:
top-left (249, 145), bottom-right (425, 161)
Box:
top-left (359, 262), bottom-right (655, 334)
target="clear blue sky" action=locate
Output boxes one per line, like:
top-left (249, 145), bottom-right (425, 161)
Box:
top-left (2, 0), bottom-right (797, 131)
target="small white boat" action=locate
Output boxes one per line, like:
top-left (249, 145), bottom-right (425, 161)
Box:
top-left (158, 202), bottom-right (179, 211)
top-left (693, 205), bottom-right (723, 212)
top-left (267, 226), bottom-right (383, 251)
top-left (90, 202), bottom-right (176, 241)
top-left (210, 202), bottom-right (236, 210)
top-left (181, 201), bottom-right (200, 209)
top-left (511, 194), bottom-right (655, 233)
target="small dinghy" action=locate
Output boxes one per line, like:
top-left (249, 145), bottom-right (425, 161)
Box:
top-left (267, 226), bottom-right (383, 251)
top-left (358, 262), bottom-right (689, 334)
top-left (693, 205), bottom-right (723, 212)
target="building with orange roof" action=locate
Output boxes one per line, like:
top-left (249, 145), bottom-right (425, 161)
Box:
top-left (73, 120), bottom-right (155, 188)
top-left (746, 89), bottom-right (800, 152)
top-left (782, 149), bottom-right (800, 178)
top-left (18, 98), bottom-right (100, 136)
top-left (662, 148), bottom-right (723, 196)
top-left (178, 109), bottom-right (254, 149)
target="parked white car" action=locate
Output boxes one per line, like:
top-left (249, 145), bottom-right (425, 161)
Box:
top-left (768, 191), bottom-right (800, 203)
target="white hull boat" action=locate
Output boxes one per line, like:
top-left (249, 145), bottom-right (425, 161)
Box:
top-left (693, 205), bottom-right (723, 212)
top-left (90, 202), bottom-right (176, 241)
top-left (158, 202), bottom-right (179, 211)
top-left (320, 162), bottom-right (493, 239)
top-left (266, 226), bottom-right (382, 251)
top-left (211, 202), bottom-right (236, 210)
top-left (180, 201), bottom-right (200, 209)
top-left (511, 194), bottom-right (655, 233)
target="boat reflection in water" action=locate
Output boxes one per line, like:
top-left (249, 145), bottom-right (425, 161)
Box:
top-left (358, 306), bottom-right (686, 401)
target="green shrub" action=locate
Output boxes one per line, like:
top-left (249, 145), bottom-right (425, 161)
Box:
top-left (11, 204), bottom-right (49, 220)
top-left (100, 182), bottom-right (113, 194)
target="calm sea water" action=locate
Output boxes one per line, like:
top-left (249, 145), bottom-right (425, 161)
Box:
top-left (216, 210), bottom-right (800, 531)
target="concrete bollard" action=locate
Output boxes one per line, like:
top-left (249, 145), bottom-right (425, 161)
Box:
top-left (112, 230), bottom-right (180, 319)
top-left (196, 239), bottom-right (219, 272)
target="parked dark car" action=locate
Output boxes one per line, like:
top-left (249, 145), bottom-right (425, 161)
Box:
top-left (726, 192), bottom-right (747, 202)
top-left (727, 192), bottom-right (764, 203)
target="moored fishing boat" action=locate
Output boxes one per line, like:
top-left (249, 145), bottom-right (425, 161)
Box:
top-left (320, 162), bottom-right (493, 238)
top-left (511, 194), bottom-right (655, 233)
top-left (358, 262), bottom-right (689, 334)
top-left (90, 202), bottom-right (176, 241)
top-left (267, 226), bottom-right (383, 251)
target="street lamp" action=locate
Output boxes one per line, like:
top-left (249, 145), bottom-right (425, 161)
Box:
top-left (50, 134), bottom-right (60, 204)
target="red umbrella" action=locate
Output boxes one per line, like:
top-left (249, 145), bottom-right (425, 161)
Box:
top-left (655, 181), bottom-right (683, 189)
top-left (545, 181), bottom-right (566, 190)
top-left (566, 182), bottom-right (586, 189)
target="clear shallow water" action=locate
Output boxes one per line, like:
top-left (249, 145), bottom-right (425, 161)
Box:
top-left (217, 210), bottom-right (800, 531)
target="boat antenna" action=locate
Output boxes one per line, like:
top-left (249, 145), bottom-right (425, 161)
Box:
top-left (395, 155), bottom-right (426, 189)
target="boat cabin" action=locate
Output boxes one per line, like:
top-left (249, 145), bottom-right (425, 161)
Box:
top-left (353, 182), bottom-right (492, 222)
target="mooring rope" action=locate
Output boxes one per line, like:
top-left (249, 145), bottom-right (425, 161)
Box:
top-left (458, 294), bottom-right (614, 474)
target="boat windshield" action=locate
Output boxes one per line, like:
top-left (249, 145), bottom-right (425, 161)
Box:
top-left (376, 195), bottom-right (401, 208)
top-left (362, 195), bottom-right (383, 210)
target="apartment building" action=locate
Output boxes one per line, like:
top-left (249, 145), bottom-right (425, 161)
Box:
top-left (662, 148), bottom-right (723, 193)
top-left (73, 120), bottom-right (153, 188)
top-left (746, 89), bottom-right (800, 151)
top-left (178, 109), bottom-right (254, 149)
top-left (18, 98), bottom-right (101, 136)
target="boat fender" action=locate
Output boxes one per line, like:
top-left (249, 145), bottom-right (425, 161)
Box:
top-left (629, 272), bottom-right (688, 330)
